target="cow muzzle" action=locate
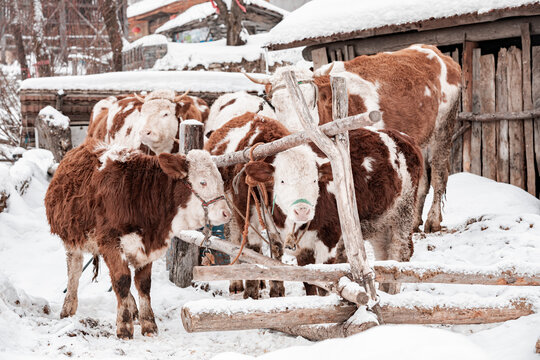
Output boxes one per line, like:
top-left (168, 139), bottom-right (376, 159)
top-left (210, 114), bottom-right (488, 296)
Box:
top-left (290, 199), bottom-right (314, 223)
top-left (208, 200), bottom-right (232, 226)
top-left (139, 129), bottom-right (160, 144)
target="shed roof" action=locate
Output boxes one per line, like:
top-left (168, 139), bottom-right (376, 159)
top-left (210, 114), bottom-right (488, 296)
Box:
top-left (266, 0), bottom-right (540, 50)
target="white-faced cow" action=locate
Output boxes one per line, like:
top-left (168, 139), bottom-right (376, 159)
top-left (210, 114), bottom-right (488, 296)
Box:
top-left (88, 90), bottom-right (208, 154)
top-left (206, 112), bottom-right (423, 297)
top-left (45, 139), bottom-right (231, 339)
top-left (204, 91), bottom-right (275, 140)
top-left (246, 44), bottom-right (461, 233)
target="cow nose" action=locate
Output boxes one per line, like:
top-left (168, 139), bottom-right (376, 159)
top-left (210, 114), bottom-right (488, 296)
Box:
top-left (222, 209), bottom-right (231, 221)
top-left (293, 206), bottom-right (311, 219)
top-left (140, 129), bottom-right (152, 137)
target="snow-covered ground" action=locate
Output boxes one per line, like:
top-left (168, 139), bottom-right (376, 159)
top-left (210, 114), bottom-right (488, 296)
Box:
top-left (0, 151), bottom-right (538, 359)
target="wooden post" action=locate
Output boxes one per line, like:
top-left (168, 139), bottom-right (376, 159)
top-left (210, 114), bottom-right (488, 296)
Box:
top-left (450, 49), bottom-right (462, 174)
top-left (35, 109), bottom-right (72, 162)
top-left (311, 47), bottom-right (329, 71)
top-left (169, 120), bottom-right (204, 288)
top-left (58, 0), bottom-right (68, 63)
top-left (471, 48), bottom-right (483, 175)
top-left (462, 41), bottom-right (477, 173)
top-left (533, 46), bottom-right (540, 192)
top-left (521, 23), bottom-right (536, 196)
top-left (508, 46), bottom-right (525, 190)
top-left (497, 48), bottom-right (510, 183)
top-left (283, 72), bottom-right (380, 311)
top-left (479, 54), bottom-right (497, 180)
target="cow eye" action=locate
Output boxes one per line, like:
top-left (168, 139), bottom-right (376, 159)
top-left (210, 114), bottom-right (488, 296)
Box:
top-left (163, 113), bottom-right (169, 117)
top-left (281, 180), bottom-right (284, 184)
top-left (200, 180), bottom-right (207, 186)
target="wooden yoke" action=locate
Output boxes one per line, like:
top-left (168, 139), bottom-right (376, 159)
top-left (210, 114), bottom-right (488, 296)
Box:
top-left (282, 71), bottom-right (381, 319)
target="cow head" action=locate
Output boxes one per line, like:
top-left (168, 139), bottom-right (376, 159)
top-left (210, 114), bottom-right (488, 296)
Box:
top-left (245, 145), bottom-right (331, 224)
top-left (158, 150), bottom-right (231, 232)
top-left (244, 65), bottom-right (332, 132)
top-left (138, 90), bottom-right (187, 154)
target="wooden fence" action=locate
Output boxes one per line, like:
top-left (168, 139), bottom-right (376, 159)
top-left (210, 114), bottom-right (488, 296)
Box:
top-left (449, 37), bottom-right (540, 198)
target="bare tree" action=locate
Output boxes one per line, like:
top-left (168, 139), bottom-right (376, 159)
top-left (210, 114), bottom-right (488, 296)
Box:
top-left (0, 69), bottom-right (22, 160)
top-left (32, 0), bottom-right (52, 77)
top-left (10, 0), bottom-right (29, 79)
top-left (212, 0), bottom-right (247, 46)
top-left (99, 0), bottom-right (123, 71)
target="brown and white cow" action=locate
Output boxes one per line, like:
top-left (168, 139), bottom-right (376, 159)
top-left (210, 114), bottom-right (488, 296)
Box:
top-left (246, 44), bottom-right (461, 233)
top-left (45, 139), bottom-right (231, 339)
top-left (206, 112), bottom-right (423, 297)
top-left (87, 90), bottom-right (208, 154)
top-left (204, 91), bottom-right (275, 140)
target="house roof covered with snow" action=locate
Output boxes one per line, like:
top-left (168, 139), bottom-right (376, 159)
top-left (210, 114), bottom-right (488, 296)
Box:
top-left (266, 0), bottom-right (540, 50)
top-left (156, 0), bottom-right (288, 34)
top-left (127, 0), bottom-right (180, 18)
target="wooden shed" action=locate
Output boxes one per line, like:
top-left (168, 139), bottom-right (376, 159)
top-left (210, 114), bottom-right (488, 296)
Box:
top-left (266, 1), bottom-right (540, 197)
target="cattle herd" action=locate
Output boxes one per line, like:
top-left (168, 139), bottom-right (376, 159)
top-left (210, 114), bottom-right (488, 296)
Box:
top-left (44, 44), bottom-right (461, 339)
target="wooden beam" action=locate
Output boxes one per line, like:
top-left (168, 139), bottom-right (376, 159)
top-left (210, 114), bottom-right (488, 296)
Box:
top-left (193, 262), bottom-right (540, 286)
top-left (450, 49), bottom-right (462, 174)
top-left (521, 23), bottom-right (536, 196)
top-left (533, 47), bottom-right (540, 190)
top-left (508, 46), bottom-right (526, 190)
top-left (462, 41), bottom-right (476, 173)
top-left (212, 111), bottom-right (377, 167)
top-left (181, 295), bottom-right (534, 332)
top-left (479, 53), bottom-right (497, 180)
top-left (496, 48), bottom-right (510, 183)
top-left (458, 110), bottom-right (540, 122)
top-left (470, 48), bottom-right (482, 175)
top-left (311, 47), bottom-right (328, 70)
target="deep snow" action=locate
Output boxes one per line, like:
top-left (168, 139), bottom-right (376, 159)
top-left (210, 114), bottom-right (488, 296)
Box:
top-left (0, 152), bottom-right (538, 359)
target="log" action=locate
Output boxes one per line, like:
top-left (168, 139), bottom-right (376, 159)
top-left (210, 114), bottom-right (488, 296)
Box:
top-left (508, 46), bottom-right (525, 190)
top-left (458, 110), bottom-right (540, 122)
top-left (212, 111), bottom-right (377, 168)
top-left (462, 41), bottom-right (476, 173)
top-left (496, 48), bottom-right (510, 183)
top-left (35, 107), bottom-right (72, 163)
top-left (168, 121), bottom-right (204, 288)
top-left (181, 295), bottom-right (534, 332)
top-left (177, 231), bottom-right (368, 306)
top-left (521, 23), bottom-right (536, 196)
top-left (182, 295), bottom-right (358, 332)
top-left (533, 46), bottom-right (540, 187)
top-left (479, 54), bottom-right (497, 180)
top-left (193, 262), bottom-right (540, 286)
top-left (470, 48), bottom-right (482, 175)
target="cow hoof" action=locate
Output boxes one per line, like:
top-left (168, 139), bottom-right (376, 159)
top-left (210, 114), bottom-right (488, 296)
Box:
top-left (141, 322), bottom-right (158, 337)
top-left (424, 219), bottom-right (441, 233)
top-left (229, 280), bottom-right (244, 294)
top-left (60, 299), bottom-right (77, 318)
top-left (117, 327), bottom-right (134, 340)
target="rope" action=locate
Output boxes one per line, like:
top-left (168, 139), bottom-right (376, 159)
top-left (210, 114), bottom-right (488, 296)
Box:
top-left (285, 221), bottom-right (312, 251)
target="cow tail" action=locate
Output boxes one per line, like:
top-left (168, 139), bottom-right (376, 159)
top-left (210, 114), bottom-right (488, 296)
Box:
top-left (92, 255), bottom-right (100, 282)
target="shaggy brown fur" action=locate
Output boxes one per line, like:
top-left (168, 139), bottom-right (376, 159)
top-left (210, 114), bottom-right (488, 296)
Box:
top-left (45, 140), bottom-right (195, 339)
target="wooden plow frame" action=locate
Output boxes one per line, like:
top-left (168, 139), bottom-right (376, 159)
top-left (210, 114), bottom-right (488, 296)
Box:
top-left (173, 71), bottom-right (539, 340)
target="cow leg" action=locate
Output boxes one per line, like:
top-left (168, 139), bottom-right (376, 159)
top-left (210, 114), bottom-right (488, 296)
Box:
top-left (243, 244), bottom-right (261, 299)
top-left (295, 248), bottom-right (319, 296)
top-left (413, 161), bottom-right (430, 232)
top-left (269, 240), bottom-right (285, 298)
top-left (424, 100), bottom-right (458, 233)
top-left (101, 245), bottom-right (135, 339)
top-left (60, 250), bottom-right (83, 318)
top-left (134, 263), bottom-right (157, 336)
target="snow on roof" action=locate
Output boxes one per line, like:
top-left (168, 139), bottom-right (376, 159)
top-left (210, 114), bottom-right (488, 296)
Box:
top-left (20, 71), bottom-right (265, 93)
top-left (127, 0), bottom-right (180, 18)
top-left (156, 0), bottom-right (288, 34)
top-left (123, 34), bottom-right (168, 52)
top-left (266, 0), bottom-right (540, 48)
top-left (153, 33), bottom-right (304, 70)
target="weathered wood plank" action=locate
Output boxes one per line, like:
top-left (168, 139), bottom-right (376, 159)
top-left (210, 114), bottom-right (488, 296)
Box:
top-left (450, 49), bottom-right (462, 174)
top-left (462, 41), bottom-right (476, 173)
top-left (508, 46), bottom-right (526, 190)
top-left (496, 48), bottom-right (510, 183)
top-left (471, 48), bottom-right (483, 175)
top-left (458, 110), bottom-right (540, 122)
top-left (521, 23), bottom-right (536, 196)
top-left (479, 54), bottom-right (497, 180)
top-left (533, 46), bottom-right (540, 189)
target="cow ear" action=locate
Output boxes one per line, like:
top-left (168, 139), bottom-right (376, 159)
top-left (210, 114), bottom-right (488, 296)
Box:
top-left (318, 162), bottom-right (333, 182)
top-left (158, 153), bottom-right (188, 179)
top-left (245, 160), bottom-right (274, 183)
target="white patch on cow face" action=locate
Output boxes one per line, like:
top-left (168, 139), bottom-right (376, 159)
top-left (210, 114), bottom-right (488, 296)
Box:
top-left (139, 99), bottom-right (178, 154)
top-left (269, 66), bottom-right (320, 132)
top-left (272, 145), bottom-right (319, 224)
top-left (169, 150), bottom-right (231, 234)
top-left (424, 86), bottom-right (432, 97)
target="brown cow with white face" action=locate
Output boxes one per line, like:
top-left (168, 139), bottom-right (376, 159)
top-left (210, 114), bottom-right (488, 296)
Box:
top-left (206, 113), bottom-right (423, 297)
top-left (45, 140), bottom-right (231, 339)
top-left (246, 44), bottom-right (461, 233)
top-left (87, 90), bottom-right (208, 154)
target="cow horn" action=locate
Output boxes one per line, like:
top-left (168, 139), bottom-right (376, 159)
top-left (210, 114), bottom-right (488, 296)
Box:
top-left (134, 93), bottom-right (145, 103)
top-left (320, 62), bottom-right (334, 76)
top-left (174, 90), bottom-right (189, 102)
top-left (243, 72), bottom-right (270, 85)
